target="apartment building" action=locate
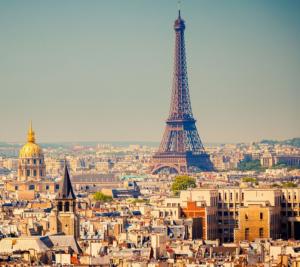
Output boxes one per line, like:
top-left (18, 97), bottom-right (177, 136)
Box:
top-left (281, 188), bottom-right (300, 239)
top-left (165, 187), bottom-right (300, 243)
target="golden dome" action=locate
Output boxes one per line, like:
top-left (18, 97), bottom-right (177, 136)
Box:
top-left (19, 121), bottom-right (43, 158)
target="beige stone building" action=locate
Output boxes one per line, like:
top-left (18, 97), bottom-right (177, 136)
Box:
top-left (281, 188), bottom-right (300, 239)
top-left (18, 122), bottom-right (46, 181)
top-left (166, 186), bottom-right (299, 243)
top-left (5, 123), bottom-right (60, 199)
top-left (234, 204), bottom-right (281, 242)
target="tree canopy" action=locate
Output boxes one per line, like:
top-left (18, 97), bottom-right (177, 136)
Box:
top-left (171, 175), bottom-right (196, 195)
top-left (242, 177), bottom-right (257, 183)
top-left (93, 192), bottom-right (113, 202)
top-left (282, 182), bottom-right (298, 188)
top-left (261, 138), bottom-right (300, 148)
top-left (237, 159), bottom-right (264, 171)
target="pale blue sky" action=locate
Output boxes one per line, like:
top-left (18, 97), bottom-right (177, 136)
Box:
top-left (0, 0), bottom-right (299, 143)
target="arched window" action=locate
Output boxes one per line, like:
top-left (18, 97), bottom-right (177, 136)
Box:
top-left (65, 202), bottom-right (70, 212)
top-left (58, 201), bottom-right (63, 211)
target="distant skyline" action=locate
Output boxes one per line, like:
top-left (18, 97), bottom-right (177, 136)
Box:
top-left (0, 0), bottom-right (299, 143)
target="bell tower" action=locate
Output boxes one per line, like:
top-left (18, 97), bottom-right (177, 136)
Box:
top-left (49, 163), bottom-right (79, 239)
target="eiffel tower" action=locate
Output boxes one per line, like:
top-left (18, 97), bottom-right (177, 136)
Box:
top-left (151, 10), bottom-right (214, 174)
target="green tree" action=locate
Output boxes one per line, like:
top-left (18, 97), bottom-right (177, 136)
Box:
top-left (282, 182), bottom-right (298, 188)
top-left (93, 192), bottom-right (113, 202)
top-left (171, 175), bottom-right (196, 195)
top-left (237, 159), bottom-right (264, 171)
top-left (242, 177), bottom-right (257, 183)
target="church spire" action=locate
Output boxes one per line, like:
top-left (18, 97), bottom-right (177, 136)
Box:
top-left (56, 162), bottom-right (76, 200)
top-left (27, 120), bottom-right (35, 143)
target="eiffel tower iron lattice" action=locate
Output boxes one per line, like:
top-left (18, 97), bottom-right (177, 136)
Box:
top-left (151, 10), bottom-right (214, 174)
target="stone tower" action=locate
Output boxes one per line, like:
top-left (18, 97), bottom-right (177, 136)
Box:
top-left (49, 163), bottom-right (79, 239)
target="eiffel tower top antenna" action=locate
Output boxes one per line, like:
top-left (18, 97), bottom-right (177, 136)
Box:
top-left (177, 0), bottom-right (181, 17)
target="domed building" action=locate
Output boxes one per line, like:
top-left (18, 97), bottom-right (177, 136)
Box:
top-left (18, 122), bottom-right (46, 181)
top-left (5, 122), bottom-right (60, 200)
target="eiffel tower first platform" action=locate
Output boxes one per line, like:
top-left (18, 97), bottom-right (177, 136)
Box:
top-left (151, 10), bottom-right (214, 174)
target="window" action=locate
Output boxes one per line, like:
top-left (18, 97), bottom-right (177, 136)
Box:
top-left (230, 193), bottom-right (233, 201)
top-left (15, 186), bottom-right (18, 190)
top-left (242, 193), bottom-right (244, 201)
top-left (46, 185), bottom-right (49, 190)
top-left (29, 184), bottom-right (35, 190)
top-left (33, 159), bottom-right (36, 164)
top-left (55, 184), bottom-right (60, 190)
top-left (218, 193), bottom-right (222, 201)
top-left (33, 170), bottom-right (37, 177)
top-left (224, 193), bottom-right (227, 201)
top-left (26, 169), bottom-right (30, 176)
top-left (40, 170), bottom-right (43, 176)
top-left (259, 228), bottom-right (264, 238)
top-left (40, 159), bottom-right (43, 164)
top-left (260, 212), bottom-right (263, 220)
top-left (245, 228), bottom-right (249, 240)
top-left (65, 202), bottom-right (70, 212)
top-left (245, 213), bottom-right (248, 220)
top-left (58, 201), bottom-right (63, 211)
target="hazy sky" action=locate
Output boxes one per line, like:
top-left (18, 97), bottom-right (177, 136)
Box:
top-left (0, 0), bottom-right (299, 143)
